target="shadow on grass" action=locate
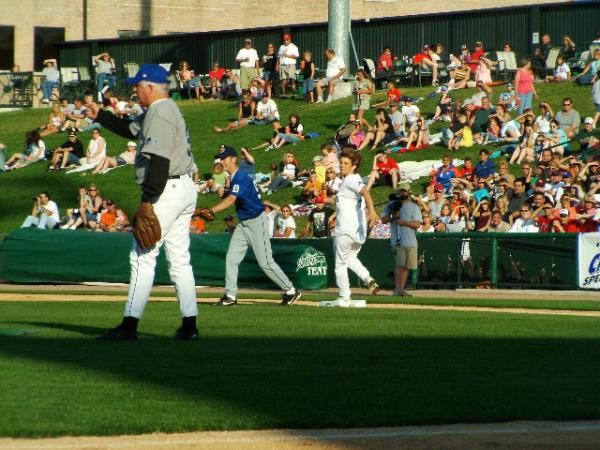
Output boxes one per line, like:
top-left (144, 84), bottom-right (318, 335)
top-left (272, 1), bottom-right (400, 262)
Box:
top-left (2, 319), bottom-right (600, 443)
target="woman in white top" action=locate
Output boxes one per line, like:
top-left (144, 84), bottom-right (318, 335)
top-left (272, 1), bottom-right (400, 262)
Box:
top-left (534, 102), bottom-right (554, 135)
top-left (93, 141), bottom-right (137, 174)
top-left (417, 213), bottom-right (435, 232)
top-left (40, 103), bottom-right (65, 137)
top-left (79, 129), bottom-right (106, 166)
top-left (5, 130), bottom-right (46, 170)
top-left (273, 205), bottom-right (296, 238)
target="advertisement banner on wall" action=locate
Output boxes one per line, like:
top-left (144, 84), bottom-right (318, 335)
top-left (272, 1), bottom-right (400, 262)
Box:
top-left (578, 233), bottom-right (600, 289)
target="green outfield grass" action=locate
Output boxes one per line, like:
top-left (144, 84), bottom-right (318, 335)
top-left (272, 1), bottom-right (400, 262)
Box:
top-left (0, 82), bottom-right (596, 234)
top-left (1, 300), bottom-right (600, 437)
top-left (2, 288), bottom-right (600, 311)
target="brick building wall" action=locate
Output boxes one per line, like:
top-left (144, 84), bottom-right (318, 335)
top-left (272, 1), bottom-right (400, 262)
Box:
top-left (2, 0), bottom-right (568, 70)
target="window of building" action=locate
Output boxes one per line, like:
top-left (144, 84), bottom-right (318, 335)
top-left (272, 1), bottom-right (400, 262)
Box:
top-left (34, 27), bottom-right (65, 70)
top-left (0, 26), bottom-right (15, 70)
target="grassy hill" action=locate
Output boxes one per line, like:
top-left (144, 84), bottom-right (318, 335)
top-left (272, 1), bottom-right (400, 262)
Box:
top-left (0, 82), bottom-right (595, 235)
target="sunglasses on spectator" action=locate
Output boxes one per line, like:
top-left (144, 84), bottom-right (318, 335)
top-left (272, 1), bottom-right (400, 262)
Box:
top-left (563, 103), bottom-right (571, 106)
top-left (520, 209), bottom-right (530, 213)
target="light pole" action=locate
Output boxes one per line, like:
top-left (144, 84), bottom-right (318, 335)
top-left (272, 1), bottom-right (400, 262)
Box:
top-left (328, 0), bottom-right (351, 68)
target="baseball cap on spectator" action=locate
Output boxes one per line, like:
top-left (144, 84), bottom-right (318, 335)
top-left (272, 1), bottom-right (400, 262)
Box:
top-left (475, 41), bottom-right (483, 47)
top-left (283, 34), bottom-right (292, 40)
top-left (401, 96), bottom-right (413, 102)
top-left (563, 172), bottom-right (572, 179)
top-left (535, 179), bottom-right (546, 187)
top-left (439, 85), bottom-right (448, 92)
top-left (397, 181), bottom-right (411, 192)
top-left (506, 83), bottom-right (514, 89)
top-left (125, 64), bottom-right (169, 84)
top-left (314, 195), bottom-right (325, 204)
top-left (106, 199), bottom-right (114, 206)
top-left (68, 130), bottom-right (77, 137)
top-left (127, 141), bottom-right (137, 147)
top-left (434, 183), bottom-right (444, 192)
top-left (559, 209), bottom-right (569, 217)
top-left (244, 38), bottom-right (252, 44)
top-left (585, 117), bottom-right (594, 125)
top-left (312, 155), bottom-right (322, 162)
top-left (214, 144), bottom-right (237, 159)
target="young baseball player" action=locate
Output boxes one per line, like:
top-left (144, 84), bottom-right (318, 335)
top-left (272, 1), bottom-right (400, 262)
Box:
top-left (332, 150), bottom-right (380, 306)
top-left (86, 65), bottom-right (199, 341)
top-left (196, 145), bottom-right (302, 306)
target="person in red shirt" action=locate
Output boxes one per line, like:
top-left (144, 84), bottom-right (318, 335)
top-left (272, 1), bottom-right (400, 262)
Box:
top-left (373, 81), bottom-right (401, 108)
top-left (208, 62), bottom-right (226, 96)
top-left (552, 209), bottom-right (579, 232)
top-left (366, 150), bottom-right (399, 189)
top-left (377, 47), bottom-right (394, 72)
top-left (535, 204), bottom-right (555, 232)
top-left (576, 196), bottom-right (598, 232)
top-left (468, 41), bottom-right (485, 72)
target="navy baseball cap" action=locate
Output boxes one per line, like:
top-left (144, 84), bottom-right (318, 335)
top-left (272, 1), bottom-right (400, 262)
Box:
top-left (214, 145), bottom-right (238, 159)
top-left (125, 64), bottom-right (169, 84)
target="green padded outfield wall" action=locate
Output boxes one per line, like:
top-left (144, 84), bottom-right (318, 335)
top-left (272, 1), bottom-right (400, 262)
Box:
top-left (57, 2), bottom-right (600, 75)
top-left (0, 229), bottom-right (579, 290)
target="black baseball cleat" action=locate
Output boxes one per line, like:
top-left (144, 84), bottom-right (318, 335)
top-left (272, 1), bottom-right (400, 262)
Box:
top-left (96, 325), bottom-right (137, 341)
top-left (175, 327), bottom-right (199, 341)
top-left (281, 290), bottom-right (302, 306)
top-left (213, 295), bottom-right (237, 306)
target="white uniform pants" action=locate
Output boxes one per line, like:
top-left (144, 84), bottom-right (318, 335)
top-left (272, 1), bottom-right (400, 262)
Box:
top-left (334, 234), bottom-right (371, 300)
top-left (125, 175), bottom-right (198, 319)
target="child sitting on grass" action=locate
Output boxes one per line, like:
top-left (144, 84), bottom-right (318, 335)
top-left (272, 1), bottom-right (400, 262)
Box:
top-left (197, 162), bottom-right (230, 197)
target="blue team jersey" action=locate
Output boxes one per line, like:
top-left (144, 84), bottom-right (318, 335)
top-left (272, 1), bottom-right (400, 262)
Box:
top-left (229, 169), bottom-right (264, 221)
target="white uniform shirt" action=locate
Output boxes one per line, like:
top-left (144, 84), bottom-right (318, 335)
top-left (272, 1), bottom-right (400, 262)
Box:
top-left (335, 173), bottom-right (367, 244)
top-left (326, 56), bottom-right (346, 80)
top-left (236, 48), bottom-right (259, 68)
top-left (255, 99), bottom-right (280, 120)
top-left (278, 43), bottom-right (299, 66)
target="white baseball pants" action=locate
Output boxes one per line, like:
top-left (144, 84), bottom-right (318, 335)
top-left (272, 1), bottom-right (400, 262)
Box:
top-left (334, 234), bottom-right (371, 300)
top-left (125, 174), bottom-right (198, 319)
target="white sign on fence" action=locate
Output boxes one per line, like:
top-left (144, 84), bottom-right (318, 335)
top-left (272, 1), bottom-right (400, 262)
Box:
top-left (578, 233), bottom-right (600, 289)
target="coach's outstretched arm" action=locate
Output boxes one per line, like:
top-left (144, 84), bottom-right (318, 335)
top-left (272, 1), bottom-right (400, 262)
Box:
top-left (86, 101), bottom-right (138, 139)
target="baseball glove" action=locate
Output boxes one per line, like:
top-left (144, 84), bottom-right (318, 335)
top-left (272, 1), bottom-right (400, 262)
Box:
top-left (133, 202), bottom-right (161, 249)
top-left (195, 207), bottom-right (215, 222)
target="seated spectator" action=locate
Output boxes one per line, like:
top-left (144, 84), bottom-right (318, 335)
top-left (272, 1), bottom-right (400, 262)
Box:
top-left (423, 183), bottom-right (447, 219)
top-left (432, 86), bottom-right (454, 122)
top-left (62, 98), bottom-right (88, 131)
top-left (561, 35), bottom-right (576, 60)
top-left (509, 204), bottom-right (539, 232)
top-left (269, 113), bottom-right (304, 150)
top-left (373, 81), bottom-right (402, 107)
top-left (119, 96), bottom-right (143, 120)
top-left (78, 129), bottom-right (107, 167)
top-left (429, 155), bottom-right (456, 195)
top-left (579, 118), bottom-right (600, 151)
top-left (534, 102), bottom-right (554, 135)
top-left (273, 204), bottom-right (296, 238)
top-left (575, 49), bottom-right (600, 85)
top-left (178, 60), bottom-right (206, 101)
top-left (224, 215), bottom-right (236, 233)
top-left (302, 197), bottom-right (334, 237)
top-left (267, 152), bottom-right (298, 194)
top-left (448, 61), bottom-right (471, 90)
top-left (315, 48), bottom-right (346, 103)
top-left (376, 46), bottom-right (395, 73)
top-left (320, 143), bottom-right (339, 175)
top-left (481, 116), bottom-right (502, 144)
top-left (21, 192), bottom-right (60, 230)
top-left (358, 108), bottom-right (396, 150)
top-left (401, 96), bottom-right (420, 127)
top-left (388, 103), bottom-right (406, 141)
top-left (252, 93), bottom-right (279, 125)
top-left (40, 103), bottom-right (65, 137)
top-left (366, 150), bottom-right (399, 190)
top-left (551, 208), bottom-right (579, 232)
top-left (324, 167), bottom-right (342, 197)
top-left (474, 58), bottom-right (496, 88)
top-left (484, 210), bottom-right (511, 232)
top-left (189, 212), bottom-right (207, 234)
top-left (509, 120), bottom-right (536, 164)
top-left (508, 178), bottom-right (528, 215)
top-left (446, 113), bottom-right (469, 150)
top-left (303, 170), bottom-right (324, 202)
top-left (208, 62), bottom-right (226, 96)
top-left (553, 194), bottom-right (576, 219)
top-left (546, 119), bottom-right (569, 155)
top-left (405, 113), bottom-right (431, 149)
top-left (555, 97), bottom-right (580, 139)
top-left (198, 162), bottom-right (230, 197)
top-left (472, 178), bottom-right (492, 203)
top-left (419, 45), bottom-right (439, 86)
top-left (248, 76), bottom-right (267, 101)
top-left (213, 93), bottom-right (255, 133)
top-left (472, 197), bottom-right (493, 231)
top-left (577, 196), bottom-right (599, 232)
top-left (4, 130), bottom-right (46, 171)
top-left (48, 130), bottom-right (84, 170)
top-left (417, 212), bottom-right (435, 232)
top-left (60, 186), bottom-right (91, 230)
top-left (94, 200), bottom-right (128, 232)
top-left (219, 68), bottom-right (241, 99)
top-left (546, 55), bottom-right (571, 82)
top-left (495, 161), bottom-right (515, 188)
top-left (497, 84), bottom-right (517, 112)
top-left (93, 52), bottom-right (116, 94)
top-left (93, 141), bottom-right (137, 174)
top-left (474, 149), bottom-right (496, 181)
top-left (40, 59), bottom-right (60, 103)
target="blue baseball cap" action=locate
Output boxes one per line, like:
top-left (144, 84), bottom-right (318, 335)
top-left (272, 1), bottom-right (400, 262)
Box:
top-left (214, 144), bottom-right (238, 160)
top-left (125, 64), bottom-right (169, 84)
